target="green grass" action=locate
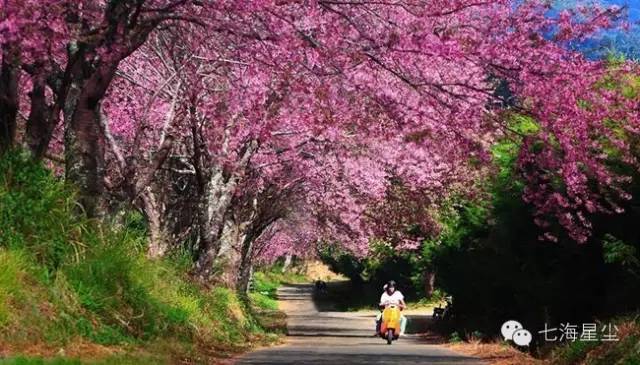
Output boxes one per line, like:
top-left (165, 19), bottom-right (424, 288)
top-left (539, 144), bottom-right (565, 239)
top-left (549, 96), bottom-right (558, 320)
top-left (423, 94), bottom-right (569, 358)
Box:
top-left (249, 292), bottom-right (279, 311)
top-left (249, 268), bottom-right (309, 311)
top-left (0, 151), bottom-right (282, 362)
top-left (551, 316), bottom-right (640, 365)
top-left (253, 269), bottom-right (308, 290)
top-left (551, 338), bottom-right (600, 365)
top-left (0, 355), bottom-right (165, 365)
top-left (0, 358), bottom-right (83, 365)
top-left (244, 266), bottom-right (310, 335)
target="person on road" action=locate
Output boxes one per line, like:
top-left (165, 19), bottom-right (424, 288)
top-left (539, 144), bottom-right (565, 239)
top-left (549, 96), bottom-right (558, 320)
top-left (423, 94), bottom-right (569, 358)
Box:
top-left (375, 280), bottom-right (408, 336)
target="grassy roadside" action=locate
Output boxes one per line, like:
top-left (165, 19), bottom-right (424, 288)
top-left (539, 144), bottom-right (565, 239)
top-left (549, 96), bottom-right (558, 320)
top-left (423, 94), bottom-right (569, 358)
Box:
top-left (549, 316), bottom-right (640, 365)
top-left (0, 151), bottom-right (287, 364)
top-left (249, 270), bottom-right (308, 311)
top-left (246, 268), bottom-right (309, 335)
top-left (443, 316), bottom-right (640, 365)
top-left (435, 316), bottom-right (640, 365)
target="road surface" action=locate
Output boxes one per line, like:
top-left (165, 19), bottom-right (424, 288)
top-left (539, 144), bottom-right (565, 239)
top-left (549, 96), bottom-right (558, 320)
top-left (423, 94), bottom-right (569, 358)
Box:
top-left (237, 284), bottom-right (484, 365)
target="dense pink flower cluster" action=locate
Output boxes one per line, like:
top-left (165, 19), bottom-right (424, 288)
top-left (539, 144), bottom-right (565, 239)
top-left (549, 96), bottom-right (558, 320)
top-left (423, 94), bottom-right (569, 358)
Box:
top-left (2, 0), bottom-right (637, 262)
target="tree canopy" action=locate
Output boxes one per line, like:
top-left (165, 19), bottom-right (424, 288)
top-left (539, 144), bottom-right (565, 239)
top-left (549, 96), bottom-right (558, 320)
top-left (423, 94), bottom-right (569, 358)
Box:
top-left (1, 0), bottom-right (638, 289)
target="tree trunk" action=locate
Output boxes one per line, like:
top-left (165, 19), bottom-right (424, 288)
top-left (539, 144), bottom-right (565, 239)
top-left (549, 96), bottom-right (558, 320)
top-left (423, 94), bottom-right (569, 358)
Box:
top-left (193, 197), bottom-right (228, 282)
top-left (194, 226), bottom-right (223, 281)
top-left (236, 217), bottom-right (279, 294)
top-left (64, 57), bottom-right (117, 218)
top-left (65, 93), bottom-right (106, 218)
top-left (424, 270), bottom-right (436, 298)
top-left (0, 46), bottom-right (19, 153)
top-left (193, 174), bottom-right (231, 282)
top-left (191, 162), bottom-right (231, 282)
top-left (193, 141), bottom-right (258, 282)
top-left (282, 254), bottom-right (293, 273)
top-left (236, 233), bottom-right (255, 294)
top-left (216, 220), bottom-right (245, 288)
top-left (25, 72), bottom-right (57, 159)
top-left (238, 265), bottom-right (253, 296)
top-left (141, 190), bottom-right (170, 258)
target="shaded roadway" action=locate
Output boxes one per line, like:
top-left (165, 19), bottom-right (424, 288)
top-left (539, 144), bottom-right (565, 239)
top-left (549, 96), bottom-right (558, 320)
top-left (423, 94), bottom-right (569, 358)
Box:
top-left (236, 283), bottom-right (484, 365)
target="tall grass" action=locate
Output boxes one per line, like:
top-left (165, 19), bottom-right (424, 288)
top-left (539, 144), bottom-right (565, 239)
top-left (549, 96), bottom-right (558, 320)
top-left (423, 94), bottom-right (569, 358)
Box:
top-left (0, 151), bottom-right (274, 361)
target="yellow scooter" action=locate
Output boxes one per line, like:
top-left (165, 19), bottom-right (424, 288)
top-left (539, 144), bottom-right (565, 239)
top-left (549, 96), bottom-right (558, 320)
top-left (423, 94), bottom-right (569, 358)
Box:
top-left (379, 304), bottom-right (401, 344)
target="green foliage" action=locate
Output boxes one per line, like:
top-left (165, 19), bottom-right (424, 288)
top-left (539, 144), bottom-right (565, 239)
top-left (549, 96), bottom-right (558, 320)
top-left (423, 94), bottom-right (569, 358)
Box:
top-left (318, 240), bottom-right (426, 310)
top-left (621, 75), bottom-right (639, 99)
top-left (318, 244), bottom-right (365, 282)
top-left (250, 272), bottom-right (281, 311)
top-left (254, 267), bottom-right (308, 289)
top-left (591, 334), bottom-right (640, 365)
top-left (246, 266), bottom-right (304, 334)
top-left (0, 250), bottom-right (29, 325)
top-left (0, 151), bottom-right (277, 361)
top-left (249, 266), bottom-right (309, 311)
top-left (428, 111), bottom-right (640, 364)
top-left (252, 271), bottom-right (281, 297)
top-left (429, 113), bottom-right (630, 337)
top-left (449, 331), bottom-right (463, 343)
top-left (603, 234), bottom-right (640, 273)
top-left (0, 151), bottom-right (83, 270)
top-left (416, 289), bottom-right (447, 305)
top-left (248, 292), bottom-right (279, 311)
top-left (601, 58), bottom-right (640, 100)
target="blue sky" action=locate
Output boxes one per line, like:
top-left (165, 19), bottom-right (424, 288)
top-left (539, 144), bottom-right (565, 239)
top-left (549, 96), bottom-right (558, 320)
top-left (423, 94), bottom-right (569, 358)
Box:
top-left (551, 0), bottom-right (640, 59)
top-left (553, 0), bottom-right (639, 20)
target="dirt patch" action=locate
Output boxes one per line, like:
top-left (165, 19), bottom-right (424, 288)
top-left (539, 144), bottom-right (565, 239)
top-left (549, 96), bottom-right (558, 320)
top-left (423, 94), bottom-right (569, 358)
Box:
top-left (277, 293), bottom-right (296, 313)
top-left (254, 308), bottom-right (288, 333)
top-left (304, 261), bottom-right (345, 281)
top-left (445, 341), bottom-right (547, 365)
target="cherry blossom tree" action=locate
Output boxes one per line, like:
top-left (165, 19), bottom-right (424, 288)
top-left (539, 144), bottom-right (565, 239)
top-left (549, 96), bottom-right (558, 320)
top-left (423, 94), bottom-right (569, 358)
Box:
top-left (1, 0), bottom-right (206, 216)
top-left (103, 0), bottom-right (637, 281)
top-left (3, 0), bottom-right (638, 289)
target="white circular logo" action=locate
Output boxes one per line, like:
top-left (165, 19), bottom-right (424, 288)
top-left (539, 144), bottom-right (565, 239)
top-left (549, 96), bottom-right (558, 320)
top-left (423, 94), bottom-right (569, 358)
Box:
top-left (500, 320), bottom-right (523, 341)
top-left (512, 329), bottom-right (532, 346)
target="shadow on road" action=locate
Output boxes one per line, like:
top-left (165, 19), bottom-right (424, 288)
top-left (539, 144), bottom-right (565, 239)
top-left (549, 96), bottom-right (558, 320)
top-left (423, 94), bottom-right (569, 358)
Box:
top-left (309, 280), bottom-right (435, 335)
top-left (236, 283), bottom-right (484, 365)
top-left (240, 351), bottom-right (482, 365)
top-left (310, 280), bottom-right (370, 312)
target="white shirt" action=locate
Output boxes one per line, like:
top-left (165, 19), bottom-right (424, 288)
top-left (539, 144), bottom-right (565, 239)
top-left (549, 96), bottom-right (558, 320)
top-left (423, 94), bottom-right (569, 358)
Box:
top-left (380, 290), bottom-right (404, 306)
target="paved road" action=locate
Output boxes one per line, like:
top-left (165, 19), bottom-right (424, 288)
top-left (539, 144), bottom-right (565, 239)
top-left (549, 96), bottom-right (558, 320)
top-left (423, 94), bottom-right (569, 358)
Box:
top-left (237, 284), bottom-right (484, 365)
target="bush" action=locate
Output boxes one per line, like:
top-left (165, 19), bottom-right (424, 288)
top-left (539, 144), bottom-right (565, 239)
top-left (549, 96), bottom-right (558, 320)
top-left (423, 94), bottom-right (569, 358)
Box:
top-left (0, 151), bottom-right (81, 270)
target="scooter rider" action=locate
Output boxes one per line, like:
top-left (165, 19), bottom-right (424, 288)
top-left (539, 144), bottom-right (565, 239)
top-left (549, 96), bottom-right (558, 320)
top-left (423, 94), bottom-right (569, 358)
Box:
top-left (375, 280), bottom-right (408, 336)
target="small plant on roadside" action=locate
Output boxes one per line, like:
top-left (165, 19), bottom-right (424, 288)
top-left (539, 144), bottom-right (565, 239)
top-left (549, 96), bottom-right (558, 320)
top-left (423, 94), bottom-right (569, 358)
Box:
top-left (449, 331), bottom-right (463, 343)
